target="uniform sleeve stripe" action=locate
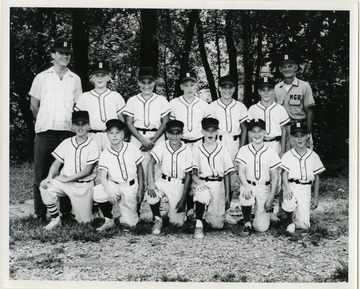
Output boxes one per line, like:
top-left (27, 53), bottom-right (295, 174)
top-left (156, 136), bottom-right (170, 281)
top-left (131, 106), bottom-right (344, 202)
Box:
top-left (314, 167), bottom-right (326, 174)
top-left (235, 158), bottom-right (246, 166)
top-left (98, 165), bottom-right (109, 171)
top-left (150, 152), bottom-right (160, 164)
top-left (239, 116), bottom-right (248, 122)
top-left (192, 164), bottom-right (199, 170)
top-left (204, 113), bottom-right (211, 118)
top-left (51, 152), bottom-right (64, 163)
top-left (87, 158), bottom-right (99, 165)
top-left (185, 166), bottom-right (193, 172)
top-left (122, 110), bottom-right (134, 116)
top-left (73, 106), bottom-right (80, 111)
top-left (280, 118), bottom-right (290, 126)
top-left (304, 103), bottom-right (316, 110)
top-left (135, 155), bottom-right (144, 165)
top-left (116, 105), bottom-right (126, 113)
top-left (280, 165), bottom-right (290, 172)
top-left (224, 167), bottom-right (235, 175)
top-left (270, 161), bottom-right (281, 170)
top-left (160, 109), bottom-right (171, 117)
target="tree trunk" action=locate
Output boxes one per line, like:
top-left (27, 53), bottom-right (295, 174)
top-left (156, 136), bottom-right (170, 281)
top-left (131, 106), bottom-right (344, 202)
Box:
top-left (72, 8), bottom-right (90, 91)
top-left (225, 10), bottom-right (239, 99)
top-left (195, 11), bottom-right (217, 102)
top-left (214, 11), bottom-right (221, 80)
top-left (140, 9), bottom-right (158, 72)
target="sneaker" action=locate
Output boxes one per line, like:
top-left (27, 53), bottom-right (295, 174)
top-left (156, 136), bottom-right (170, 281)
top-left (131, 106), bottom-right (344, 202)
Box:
top-left (152, 217), bottom-right (163, 235)
top-left (43, 216), bottom-right (61, 230)
top-left (225, 211), bottom-right (237, 225)
top-left (96, 218), bottom-right (115, 232)
top-left (286, 223), bottom-right (296, 234)
top-left (239, 222), bottom-right (252, 237)
top-left (270, 212), bottom-right (280, 222)
top-left (194, 227), bottom-right (204, 239)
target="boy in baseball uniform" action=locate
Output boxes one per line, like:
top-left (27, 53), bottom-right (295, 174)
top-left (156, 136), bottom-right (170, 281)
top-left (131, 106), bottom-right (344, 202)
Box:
top-left (169, 70), bottom-right (210, 218)
top-left (93, 119), bottom-right (144, 231)
top-left (123, 67), bottom-right (171, 187)
top-left (281, 122), bottom-right (325, 233)
top-left (74, 61), bottom-right (126, 151)
top-left (235, 119), bottom-right (281, 235)
top-left (192, 118), bottom-right (235, 239)
top-left (146, 120), bottom-right (193, 235)
top-left (39, 111), bottom-right (100, 230)
top-left (209, 75), bottom-right (248, 224)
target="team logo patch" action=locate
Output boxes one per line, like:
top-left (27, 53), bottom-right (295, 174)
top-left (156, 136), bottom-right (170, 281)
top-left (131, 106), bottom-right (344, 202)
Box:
top-left (63, 42), bottom-right (68, 48)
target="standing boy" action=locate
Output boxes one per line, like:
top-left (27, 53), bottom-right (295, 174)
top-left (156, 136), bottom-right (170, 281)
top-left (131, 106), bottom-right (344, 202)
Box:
top-left (146, 120), bottom-right (193, 235)
top-left (39, 111), bottom-right (99, 230)
top-left (191, 118), bottom-right (235, 239)
top-left (281, 122), bottom-right (325, 233)
top-left (235, 119), bottom-right (281, 234)
top-left (93, 119), bottom-right (144, 231)
top-left (30, 37), bottom-right (82, 222)
top-left (74, 61), bottom-right (125, 151)
top-left (209, 75), bottom-right (248, 224)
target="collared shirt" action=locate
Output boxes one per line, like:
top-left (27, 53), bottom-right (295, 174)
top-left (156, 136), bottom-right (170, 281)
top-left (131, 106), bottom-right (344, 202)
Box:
top-left (123, 93), bottom-right (171, 129)
top-left (29, 67), bottom-right (82, 133)
top-left (52, 136), bottom-right (99, 182)
top-left (150, 140), bottom-right (193, 179)
top-left (274, 77), bottom-right (315, 121)
top-left (235, 144), bottom-right (281, 182)
top-left (169, 96), bottom-right (210, 140)
top-left (209, 99), bottom-right (248, 136)
top-left (74, 89), bottom-right (125, 131)
top-left (98, 142), bottom-right (144, 183)
top-left (281, 148), bottom-right (325, 182)
top-left (248, 101), bottom-right (290, 138)
top-left (192, 144), bottom-right (235, 178)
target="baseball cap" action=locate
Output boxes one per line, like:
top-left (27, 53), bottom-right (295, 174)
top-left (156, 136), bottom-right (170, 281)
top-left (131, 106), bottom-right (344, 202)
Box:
top-left (180, 71), bottom-right (197, 83)
top-left (106, 119), bottom-right (126, 131)
top-left (201, 118), bottom-right (219, 130)
top-left (257, 76), bottom-right (275, 89)
top-left (138, 67), bottom-right (156, 81)
top-left (72, 111), bottom-right (89, 123)
top-left (247, 118), bottom-right (265, 131)
top-left (290, 121), bottom-right (308, 135)
top-left (166, 120), bottom-right (184, 132)
top-left (218, 75), bottom-right (236, 87)
top-left (53, 38), bottom-right (72, 54)
top-left (91, 61), bottom-right (110, 74)
top-left (279, 53), bottom-right (297, 65)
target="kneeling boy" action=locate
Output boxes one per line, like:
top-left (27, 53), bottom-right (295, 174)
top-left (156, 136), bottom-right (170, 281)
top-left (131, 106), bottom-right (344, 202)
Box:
top-left (93, 119), bottom-right (144, 231)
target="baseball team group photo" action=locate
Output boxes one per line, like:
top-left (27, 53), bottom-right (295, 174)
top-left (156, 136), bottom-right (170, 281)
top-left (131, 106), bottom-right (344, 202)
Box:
top-left (5, 3), bottom-right (354, 285)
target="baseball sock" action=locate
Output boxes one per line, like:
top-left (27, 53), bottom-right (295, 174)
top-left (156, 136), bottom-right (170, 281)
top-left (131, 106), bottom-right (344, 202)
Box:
top-left (46, 203), bottom-right (59, 218)
top-left (195, 202), bottom-right (205, 221)
top-left (241, 206), bottom-right (252, 224)
top-left (150, 201), bottom-right (161, 219)
top-left (187, 196), bottom-right (195, 213)
top-left (286, 211), bottom-right (294, 225)
top-left (98, 201), bottom-right (113, 219)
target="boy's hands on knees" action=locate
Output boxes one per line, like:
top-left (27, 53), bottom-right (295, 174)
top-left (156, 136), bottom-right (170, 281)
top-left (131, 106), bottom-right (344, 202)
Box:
top-left (147, 188), bottom-right (157, 198)
top-left (311, 198), bottom-right (319, 210)
top-left (264, 198), bottom-right (274, 212)
top-left (40, 178), bottom-right (52, 189)
top-left (107, 187), bottom-right (119, 204)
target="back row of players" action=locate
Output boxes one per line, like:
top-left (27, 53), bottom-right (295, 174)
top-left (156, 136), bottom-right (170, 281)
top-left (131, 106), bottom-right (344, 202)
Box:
top-left (31, 38), bottom-right (324, 239)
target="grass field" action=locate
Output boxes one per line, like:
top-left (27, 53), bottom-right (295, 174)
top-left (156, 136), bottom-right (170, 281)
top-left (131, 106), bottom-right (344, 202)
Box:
top-left (8, 162), bottom-right (349, 282)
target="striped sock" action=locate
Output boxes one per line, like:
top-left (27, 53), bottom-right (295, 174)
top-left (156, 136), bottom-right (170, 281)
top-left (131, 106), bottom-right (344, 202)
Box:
top-left (46, 204), bottom-right (59, 218)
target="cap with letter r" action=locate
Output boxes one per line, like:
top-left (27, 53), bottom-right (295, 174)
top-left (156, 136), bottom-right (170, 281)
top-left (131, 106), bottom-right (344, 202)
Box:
top-left (201, 118), bottom-right (219, 130)
top-left (72, 111), bottom-right (89, 123)
top-left (219, 75), bottom-right (237, 87)
top-left (180, 70), bottom-right (197, 83)
top-left (166, 120), bottom-right (184, 132)
top-left (247, 118), bottom-right (265, 130)
top-left (279, 53), bottom-right (297, 65)
top-left (290, 121), bottom-right (308, 135)
top-left (91, 61), bottom-right (110, 74)
top-left (53, 37), bottom-right (72, 54)
top-left (257, 76), bottom-right (275, 89)
top-left (106, 119), bottom-right (126, 131)
top-left (138, 67), bottom-right (156, 81)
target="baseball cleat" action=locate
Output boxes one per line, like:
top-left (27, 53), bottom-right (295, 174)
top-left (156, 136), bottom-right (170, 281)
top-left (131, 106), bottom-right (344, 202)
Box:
top-left (43, 216), bottom-right (61, 230)
top-left (225, 211), bottom-right (237, 224)
top-left (194, 227), bottom-right (204, 239)
top-left (96, 218), bottom-right (115, 232)
top-left (152, 217), bottom-right (163, 235)
top-left (286, 223), bottom-right (296, 234)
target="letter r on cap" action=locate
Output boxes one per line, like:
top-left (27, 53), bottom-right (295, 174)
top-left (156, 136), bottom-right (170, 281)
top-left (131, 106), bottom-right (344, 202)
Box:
top-left (296, 123), bottom-right (301, 127)
top-left (99, 62), bottom-right (103, 68)
top-left (63, 42), bottom-right (68, 47)
top-left (186, 73), bottom-right (190, 77)
top-left (284, 54), bottom-right (288, 60)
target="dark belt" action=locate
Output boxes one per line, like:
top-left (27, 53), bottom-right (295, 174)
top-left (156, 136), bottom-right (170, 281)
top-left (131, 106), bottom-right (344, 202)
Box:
top-left (288, 179), bottom-right (312, 185)
top-left (200, 176), bottom-right (223, 182)
top-left (75, 180), bottom-right (93, 183)
top-left (161, 174), bottom-right (185, 184)
top-left (113, 179), bottom-right (135, 186)
top-left (181, 137), bottom-right (202, 144)
top-left (135, 127), bottom-right (157, 134)
top-left (247, 180), bottom-right (270, 186)
top-left (218, 135), bottom-right (240, 141)
top-left (89, 129), bottom-right (105, 133)
top-left (264, 136), bottom-right (281, 142)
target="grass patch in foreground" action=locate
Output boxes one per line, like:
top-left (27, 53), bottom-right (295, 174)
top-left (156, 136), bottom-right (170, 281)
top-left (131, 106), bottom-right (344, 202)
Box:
top-left (9, 162), bottom-right (34, 204)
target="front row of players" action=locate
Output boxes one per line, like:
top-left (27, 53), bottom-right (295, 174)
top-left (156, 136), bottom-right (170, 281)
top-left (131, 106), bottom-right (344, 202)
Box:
top-left (40, 111), bottom-right (325, 238)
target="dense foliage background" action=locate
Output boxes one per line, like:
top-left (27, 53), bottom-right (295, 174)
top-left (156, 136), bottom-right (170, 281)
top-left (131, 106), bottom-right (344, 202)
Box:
top-left (9, 8), bottom-right (349, 175)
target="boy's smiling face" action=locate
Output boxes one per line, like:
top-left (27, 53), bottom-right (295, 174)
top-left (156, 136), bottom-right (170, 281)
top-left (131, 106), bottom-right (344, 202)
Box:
top-left (92, 72), bottom-right (110, 89)
top-left (202, 127), bottom-right (218, 143)
top-left (219, 84), bottom-right (235, 100)
top-left (138, 78), bottom-right (155, 96)
top-left (72, 121), bottom-right (90, 137)
top-left (107, 126), bottom-right (124, 146)
top-left (258, 86), bottom-right (274, 102)
top-left (292, 131), bottom-right (308, 148)
top-left (166, 129), bottom-right (183, 146)
top-left (249, 126), bottom-right (266, 145)
top-left (180, 80), bottom-right (197, 98)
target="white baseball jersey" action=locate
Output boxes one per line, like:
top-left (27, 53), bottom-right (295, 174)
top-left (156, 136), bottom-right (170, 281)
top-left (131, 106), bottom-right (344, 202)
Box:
top-left (192, 144), bottom-right (235, 178)
top-left (281, 148), bottom-right (325, 182)
top-left (169, 96), bottom-right (210, 140)
top-left (52, 136), bottom-right (100, 181)
top-left (74, 89), bottom-right (125, 131)
top-left (209, 99), bottom-right (248, 136)
top-left (98, 142), bottom-right (144, 183)
top-left (235, 144), bottom-right (281, 183)
top-left (150, 140), bottom-right (193, 179)
top-left (248, 102), bottom-right (290, 138)
top-left (123, 93), bottom-right (171, 130)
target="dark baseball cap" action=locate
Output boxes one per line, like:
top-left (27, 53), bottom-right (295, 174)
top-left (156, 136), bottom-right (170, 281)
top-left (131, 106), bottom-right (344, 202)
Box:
top-left (53, 38), bottom-right (72, 54)
top-left (91, 61), bottom-right (110, 74)
top-left (247, 118), bottom-right (265, 130)
top-left (72, 111), bottom-right (89, 123)
top-left (219, 75), bottom-right (236, 87)
top-left (202, 118), bottom-right (219, 130)
top-left (279, 53), bottom-right (297, 65)
top-left (138, 67), bottom-right (156, 81)
top-left (290, 121), bottom-right (308, 135)
top-left (180, 71), bottom-right (197, 83)
top-left (106, 119), bottom-right (126, 131)
top-left (257, 76), bottom-right (275, 89)
top-left (166, 120), bottom-right (184, 132)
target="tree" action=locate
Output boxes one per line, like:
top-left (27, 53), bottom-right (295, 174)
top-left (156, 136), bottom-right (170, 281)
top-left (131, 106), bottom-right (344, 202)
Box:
top-left (140, 9), bottom-right (158, 71)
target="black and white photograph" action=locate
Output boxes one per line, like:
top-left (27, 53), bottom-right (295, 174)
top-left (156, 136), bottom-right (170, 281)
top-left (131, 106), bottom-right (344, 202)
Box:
top-left (1, 0), bottom-right (358, 288)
